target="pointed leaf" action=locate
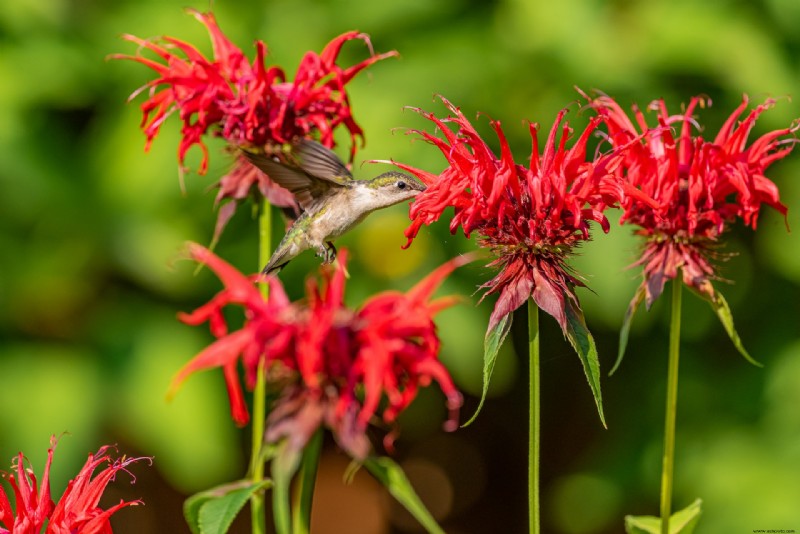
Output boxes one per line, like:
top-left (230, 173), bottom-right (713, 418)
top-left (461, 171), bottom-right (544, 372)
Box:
top-left (463, 313), bottom-right (512, 427)
top-left (199, 484), bottom-right (271, 534)
top-left (708, 291), bottom-right (762, 367)
top-left (271, 440), bottom-right (303, 534)
top-left (292, 429), bottom-right (324, 534)
top-left (564, 300), bottom-right (606, 427)
top-left (624, 499), bottom-right (702, 534)
top-left (185, 491), bottom-right (209, 534)
top-left (183, 479), bottom-right (272, 534)
top-left (364, 456), bottom-right (446, 534)
top-left (612, 285), bottom-right (646, 376)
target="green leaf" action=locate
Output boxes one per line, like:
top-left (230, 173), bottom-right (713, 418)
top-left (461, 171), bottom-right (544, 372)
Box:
top-left (707, 290), bottom-right (762, 367)
top-left (185, 491), bottom-right (208, 534)
top-left (462, 313), bottom-right (512, 427)
top-left (364, 456), bottom-right (446, 534)
top-left (611, 285), bottom-right (646, 376)
top-left (292, 429), bottom-right (324, 534)
top-left (564, 299), bottom-right (606, 427)
top-left (271, 440), bottom-right (304, 534)
top-left (624, 499), bottom-right (703, 534)
top-left (183, 479), bottom-right (272, 534)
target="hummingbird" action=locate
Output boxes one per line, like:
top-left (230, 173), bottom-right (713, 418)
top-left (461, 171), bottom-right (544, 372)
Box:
top-left (242, 139), bottom-right (426, 274)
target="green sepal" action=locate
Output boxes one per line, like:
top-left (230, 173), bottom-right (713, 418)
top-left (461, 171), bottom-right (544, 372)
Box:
top-left (183, 479), bottom-right (272, 534)
top-left (363, 456), bottom-right (446, 534)
top-left (462, 313), bottom-right (512, 427)
top-left (611, 285), bottom-right (646, 376)
top-left (565, 299), bottom-right (606, 428)
top-left (624, 498), bottom-right (703, 534)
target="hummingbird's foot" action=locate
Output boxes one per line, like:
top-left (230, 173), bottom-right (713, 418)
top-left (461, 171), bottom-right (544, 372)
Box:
top-left (317, 242), bottom-right (337, 264)
top-left (324, 241), bottom-right (337, 264)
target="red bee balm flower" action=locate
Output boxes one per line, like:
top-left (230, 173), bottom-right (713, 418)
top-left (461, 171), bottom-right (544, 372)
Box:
top-left (394, 97), bottom-right (625, 334)
top-left (390, 96), bottom-right (631, 425)
top-left (0, 437), bottom-right (147, 534)
top-left (584, 92), bottom-right (796, 366)
top-left (171, 244), bottom-right (466, 459)
top-left (114, 10), bottom-right (396, 238)
top-left (587, 94), bottom-right (794, 305)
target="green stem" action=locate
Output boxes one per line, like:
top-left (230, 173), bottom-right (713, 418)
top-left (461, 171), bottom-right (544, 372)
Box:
top-left (249, 199), bottom-right (272, 534)
top-left (291, 429), bottom-right (323, 534)
top-left (528, 299), bottom-right (540, 534)
top-left (258, 198), bottom-right (273, 300)
top-left (660, 279), bottom-right (682, 534)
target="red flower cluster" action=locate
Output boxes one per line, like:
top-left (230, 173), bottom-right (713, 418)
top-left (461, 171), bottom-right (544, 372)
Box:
top-left (115, 10), bottom-right (396, 239)
top-left (585, 93), bottom-right (796, 306)
top-left (392, 96), bottom-right (626, 333)
top-left (118, 10), bottom-right (394, 171)
top-left (172, 244), bottom-right (465, 459)
top-left (0, 437), bottom-right (147, 533)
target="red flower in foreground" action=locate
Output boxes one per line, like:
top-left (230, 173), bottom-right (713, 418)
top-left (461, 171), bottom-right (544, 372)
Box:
top-left (391, 96), bottom-right (629, 334)
top-left (171, 244), bottom-right (466, 459)
top-left (585, 93), bottom-right (796, 307)
top-left (114, 9), bottom-right (396, 238)
top-left (0, 437), bottom-right (147, 534)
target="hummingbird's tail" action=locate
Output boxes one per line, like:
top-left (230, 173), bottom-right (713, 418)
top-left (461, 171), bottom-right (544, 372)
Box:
top-left (261, 260), bottom-right (287, 275)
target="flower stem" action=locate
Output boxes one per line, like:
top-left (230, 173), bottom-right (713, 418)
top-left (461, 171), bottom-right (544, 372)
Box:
top-left (258, 198), bottom-right (273, 300)
top-left (660, 279), bottom-right (682, 534)
top-left (528, 298), bottom-right (540, 534)
top-left (250, 198), bottom-right (272, 534)
top-left (291, 429), bottom-right (323, 533)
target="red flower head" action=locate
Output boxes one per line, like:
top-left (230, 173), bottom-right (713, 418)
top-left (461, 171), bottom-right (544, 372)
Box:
top-left (391, 96), bottom-right (626, 335)
top-left (584, 92), bottom-right (796, 307)
top-left (0, 437), bottom-right (147, 534)
top-left (172, 244), bottom-right (466, 459)
top-left (114, 10), bottom-right (396, 238)
top-left (387, 96), bottom-right (635, 425)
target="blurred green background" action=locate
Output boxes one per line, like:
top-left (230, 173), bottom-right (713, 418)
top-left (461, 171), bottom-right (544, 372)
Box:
top-left (2, 0), bottom-right (800, 532)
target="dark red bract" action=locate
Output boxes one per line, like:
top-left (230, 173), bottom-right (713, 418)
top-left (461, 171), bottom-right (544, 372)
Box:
top-left (392, 96), bottom-right (627, 333)
top-left (173, 244), bottom-right (466, 459)
top-left (585, 92), bottom-right (796, 305)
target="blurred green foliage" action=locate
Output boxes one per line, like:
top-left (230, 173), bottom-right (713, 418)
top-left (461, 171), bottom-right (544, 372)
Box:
top-left (1, 0), bottom-right (799, 532)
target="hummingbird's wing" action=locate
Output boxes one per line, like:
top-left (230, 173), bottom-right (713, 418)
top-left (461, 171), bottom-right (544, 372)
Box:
top-left (242, 140), bottom-right (353, 211)
top-left (291, 139), bottom-right (353, 183)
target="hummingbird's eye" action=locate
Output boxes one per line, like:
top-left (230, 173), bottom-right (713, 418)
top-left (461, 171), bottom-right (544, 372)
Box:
top-left (396, 181), bottom-right (407, 190)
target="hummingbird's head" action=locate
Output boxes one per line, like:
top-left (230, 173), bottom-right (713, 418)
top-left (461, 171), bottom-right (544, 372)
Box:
top-left (369, 171), bottom-right (426, 193)
top-left (358, 171), bottom-right (426, 211)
